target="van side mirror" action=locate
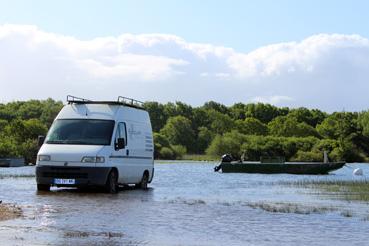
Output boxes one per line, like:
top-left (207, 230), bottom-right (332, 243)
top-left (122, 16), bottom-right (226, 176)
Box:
top-left (116, 138), bottom-right (125, 150)
top-left (38, 135), bottom-right (45, 147)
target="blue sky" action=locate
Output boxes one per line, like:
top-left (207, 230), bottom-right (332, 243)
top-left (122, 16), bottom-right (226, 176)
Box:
top-left (0, 0), bottom-right (369, 111)
top-left (0, 0), bottom-right (368, 52)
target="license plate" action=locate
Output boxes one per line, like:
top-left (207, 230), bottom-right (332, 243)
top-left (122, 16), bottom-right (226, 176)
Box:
top-left (54, 178), bottom-right (75, 185)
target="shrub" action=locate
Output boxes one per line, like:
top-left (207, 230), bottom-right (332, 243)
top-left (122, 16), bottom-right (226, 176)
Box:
top-left (159, 147), bottom-right (175, 160)
top-left (206, 131), bottom-right (245, 159)
top-left (171, 145), bottom-right (187, 159)
top-left (291, 151), bottom-right (322, 162)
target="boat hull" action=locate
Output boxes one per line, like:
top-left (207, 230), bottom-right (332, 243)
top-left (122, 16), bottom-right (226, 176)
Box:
top-left (219, 162), bottom-right (346, 175)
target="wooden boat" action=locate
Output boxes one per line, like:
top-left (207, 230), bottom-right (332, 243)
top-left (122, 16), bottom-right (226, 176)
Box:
top-left (214, 156), bottom-right (346, 175)
top-left (0, 158), bottom-right (25, 167)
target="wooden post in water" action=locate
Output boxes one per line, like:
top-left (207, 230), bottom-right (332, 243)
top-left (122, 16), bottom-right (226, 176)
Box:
top-left (324, 151), bottom-right (329, 163)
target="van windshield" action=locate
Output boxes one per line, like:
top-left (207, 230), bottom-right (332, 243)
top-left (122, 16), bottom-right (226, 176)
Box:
top-left (45, 119), bottom-right (115, 145)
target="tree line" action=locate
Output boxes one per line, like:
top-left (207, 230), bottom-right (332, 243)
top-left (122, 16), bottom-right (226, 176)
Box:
top-left (0, 99), bottom-right (63, 163)
top-left (144, 101), bottom-right (369, 162)
top-left (0, 99), bottom-right (368, 163)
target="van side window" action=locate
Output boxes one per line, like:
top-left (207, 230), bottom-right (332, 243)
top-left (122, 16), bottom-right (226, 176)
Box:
top-left (115, 122), bottom-right (127, 146)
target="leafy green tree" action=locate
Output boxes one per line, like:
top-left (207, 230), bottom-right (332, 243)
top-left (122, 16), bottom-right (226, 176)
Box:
top-left (356, 111), bottom-right (369, 156)
top-left (143, 102), bottom-right (167, 132)
top-left (0, 102), bottom-right (22, 121)
top-left (329, 140), bottom-right (364, 162)
top-left (359, 110), bottom-right (369, 138)
top-left (240, 135), bottom-right (318, 161)
top-left (153, 133), bottom-right (187, 159)
top-left (153, 132), bottom-right (170, 159)
top-left (1, 119), bottom-right (47, 163)
top-left (174, 101), bottom-right (193, 120)
top-left (291, 151), bottom-right (323, 162)
top-left (162, 102), bottom-right (176, 117)
top-left (202, 101), bottom-right (229, 115)
top-left (0, 98), bottom-right (367, 162)
top-left (196, 127), bottom-right (213, 153)
top-left (0, 137), bottom-right (17, 158)
top-left (39, 98), bottom-right (64, 127)
top-left (159, 147), bottom-right (175, 160)
top-left (206, 131), bottom-right (246, 158)
top-left (245, 103), bottom-right (288, 123)
top-left (160, 116), bottom-right (195, 152)
top-left (316, 112), bottom-right (364, 162)
top-left (235, 117), bottom-right (268, 135)
top-left (5, 119), bottom-right (47, 142)
top-left (282, 136), bottom-right (318, 158)
top-left (310, 109), bottom-right (327, 127)
top-left (229, 103), bottom-right (246, 120)
top-left (171, 145), bottom-right (187, 159)
top-left (192, 108), bottom-right (211, 132)
top-left (317, 112), bottom-right (359, 140)
top-left (16, 100), bottom-right (43, 120)
top-left (208, 110), bottom-right (234, 135)
top-left (19, 139), bottom-right (40, 164)
top-left (0, 119), bottom-right (8, 132)
top-left (288, 107), bottom-right (326, 127)
top-left (241, 136), bottom-right (285, 160)
top-left (312, 139), bottom-right (339, 153)
top-left (268, 116), bottom-right (320, 137)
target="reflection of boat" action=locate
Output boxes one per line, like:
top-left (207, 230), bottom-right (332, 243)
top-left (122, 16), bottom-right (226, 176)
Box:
top-left (214, 155), bottom-right (346, 175)
top-left (0, 158), bottom-right (25, 167)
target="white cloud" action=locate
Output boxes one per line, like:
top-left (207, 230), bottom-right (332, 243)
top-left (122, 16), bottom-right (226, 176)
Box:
top-left (251, 95), bottom-right (294, 105)
top-left (0, 24), bottom-right (369, 111)
top-left (227, 34), bottom-right (369, 79)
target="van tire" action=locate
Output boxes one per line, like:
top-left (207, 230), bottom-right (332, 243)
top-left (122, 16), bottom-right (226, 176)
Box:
top-left (136, 172), bottom-right (149, 190)
top-left (37, 184), bottom-right (50, 191)
top-left (105, 170), bottom-right (118, 194)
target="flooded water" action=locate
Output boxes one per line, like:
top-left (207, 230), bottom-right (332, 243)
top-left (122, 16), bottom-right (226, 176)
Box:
top-left (1, 162), bottom-right (369, 246)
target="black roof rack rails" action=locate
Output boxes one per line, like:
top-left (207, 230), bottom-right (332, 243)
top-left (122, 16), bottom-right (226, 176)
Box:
top-left (66, 95), bottom-right (145, 109)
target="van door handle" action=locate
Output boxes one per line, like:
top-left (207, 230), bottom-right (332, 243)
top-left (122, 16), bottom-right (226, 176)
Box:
top-left (126, 149), bottom-right (129, 156)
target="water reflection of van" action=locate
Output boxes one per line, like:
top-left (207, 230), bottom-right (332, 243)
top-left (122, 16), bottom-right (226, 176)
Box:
top-left (36, 96), bottom-right (154, 193)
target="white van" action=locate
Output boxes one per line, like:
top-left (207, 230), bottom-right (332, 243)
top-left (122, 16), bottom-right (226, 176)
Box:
top-left (36, 96), bottom-right (154, 193)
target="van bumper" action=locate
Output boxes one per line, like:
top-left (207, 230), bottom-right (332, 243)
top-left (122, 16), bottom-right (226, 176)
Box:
top-left (36, 165), bottom-right (111, 187)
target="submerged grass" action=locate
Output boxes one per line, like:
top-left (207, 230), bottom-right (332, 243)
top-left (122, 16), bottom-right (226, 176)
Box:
top-left (64, 230), bottom-right (124, 238)
top-left (247, 201), bottom-right (335, 215)
top-left (280, 179), bottom-right (369, 202)
top-left (0, 174), bottom-right (35, 179)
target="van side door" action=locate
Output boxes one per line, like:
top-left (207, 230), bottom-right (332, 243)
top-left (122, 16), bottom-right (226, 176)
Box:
top-left (110, 122), bottom-right (134, 183)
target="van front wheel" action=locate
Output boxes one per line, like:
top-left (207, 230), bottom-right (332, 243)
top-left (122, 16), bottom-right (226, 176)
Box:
top-left (105, 170), bottom-right (118, 194)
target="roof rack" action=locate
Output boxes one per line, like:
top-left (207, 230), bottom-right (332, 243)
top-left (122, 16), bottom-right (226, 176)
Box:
top-left (117, 96), bottom-right (144, 108)
top-left (66, 95), bottom-right (145, 109)
top-left (66, 95), bottom-right (91, 103)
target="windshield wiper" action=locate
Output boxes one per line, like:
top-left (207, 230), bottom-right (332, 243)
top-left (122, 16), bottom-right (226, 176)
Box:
top-left (46, 140), bottom-right (66, 144)
top-left (46, 140), bottom-right (89, 144)
top-left (64, 140), bottom-right (90, 144)
top-left (46, 139), bottom-right (106, 145)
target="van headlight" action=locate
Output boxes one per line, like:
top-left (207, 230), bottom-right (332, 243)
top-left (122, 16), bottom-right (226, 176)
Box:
top-left (38, 155), bottom-right (51, 161)
top-left (81, 156), bottom-right (105, 163)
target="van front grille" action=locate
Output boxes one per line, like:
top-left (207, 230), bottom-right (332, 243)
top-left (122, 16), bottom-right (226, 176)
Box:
top-left (42, 171), bottom-right (88, 179)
